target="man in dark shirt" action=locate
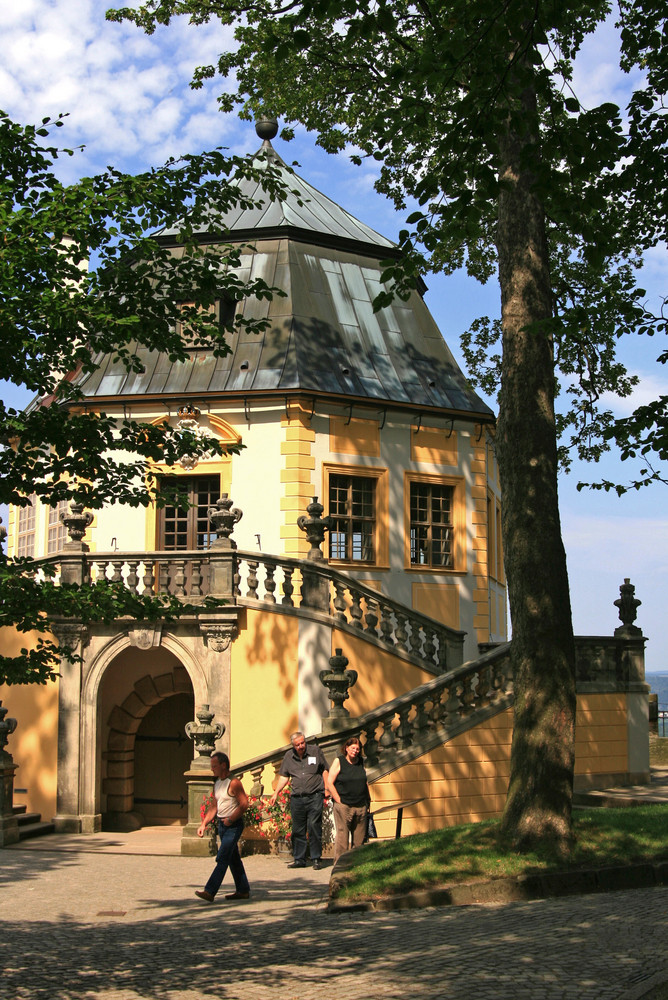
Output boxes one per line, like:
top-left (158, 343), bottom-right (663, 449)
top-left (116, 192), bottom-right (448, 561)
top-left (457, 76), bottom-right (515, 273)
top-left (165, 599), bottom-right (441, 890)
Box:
top-left (270, 731), bottom-right (329, 870)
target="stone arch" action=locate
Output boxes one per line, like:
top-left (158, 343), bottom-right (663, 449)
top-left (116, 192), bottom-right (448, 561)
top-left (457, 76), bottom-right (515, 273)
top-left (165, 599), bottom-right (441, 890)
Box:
top-left (103, 663), bottom-right (193, 830)
top-left (78, 629), bottom-right (209, 829)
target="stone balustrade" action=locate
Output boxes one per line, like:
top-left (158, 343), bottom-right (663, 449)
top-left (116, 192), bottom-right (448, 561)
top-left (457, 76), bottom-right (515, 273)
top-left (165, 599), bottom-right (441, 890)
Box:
top-left (26, 546), bottom-right (466, 675)
top-left (231, 643), bottom-right (514, 791)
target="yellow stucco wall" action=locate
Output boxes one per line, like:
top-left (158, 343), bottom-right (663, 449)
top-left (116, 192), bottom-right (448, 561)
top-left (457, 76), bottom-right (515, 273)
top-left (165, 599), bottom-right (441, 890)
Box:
top-left (574, 692), bottom-right (628, 776)
top-left (369, 692), bottom-right (632, 837)
top-left (230, 608), bottom-right (300, 764)
top-left (0, 627), bottom-right (58, 822)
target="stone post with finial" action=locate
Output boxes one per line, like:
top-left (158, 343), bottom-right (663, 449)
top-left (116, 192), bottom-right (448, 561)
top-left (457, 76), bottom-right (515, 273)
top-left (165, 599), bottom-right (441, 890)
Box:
top-left (58, 501), bottom-right (94, 585)
top-left (181, 705), bottom-right (225, 857)
top-left (207, 494), bottom-right (242, 599)
top-left (298, 496), bottom-right (331, 612)
top-left (613, 579), bottom-right (649, 783)
top-left (319, 648), bottom-right (358, 734)
top-left (0, 702), bottom-right (20, 847)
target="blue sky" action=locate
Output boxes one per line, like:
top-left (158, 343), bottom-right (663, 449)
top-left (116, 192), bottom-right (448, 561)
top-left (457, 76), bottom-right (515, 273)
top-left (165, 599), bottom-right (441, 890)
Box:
top-left (1, 1), bottom-right (666, 671)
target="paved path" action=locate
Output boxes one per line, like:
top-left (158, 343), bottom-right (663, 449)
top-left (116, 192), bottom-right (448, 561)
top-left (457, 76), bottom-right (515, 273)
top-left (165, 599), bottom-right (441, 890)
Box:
top-left (1, 831), bottom-right (668, 1000)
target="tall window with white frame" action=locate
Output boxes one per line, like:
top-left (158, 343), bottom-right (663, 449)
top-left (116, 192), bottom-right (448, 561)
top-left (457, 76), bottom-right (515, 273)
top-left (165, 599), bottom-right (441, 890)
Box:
top-left (47, 500), bottom-right (70, 553)
top-left (329, 473), bottom-right (376, 563)
top-left (17, 495), bottom-right (36, 557)
top-left (409, 481), bottom-right (454, 568)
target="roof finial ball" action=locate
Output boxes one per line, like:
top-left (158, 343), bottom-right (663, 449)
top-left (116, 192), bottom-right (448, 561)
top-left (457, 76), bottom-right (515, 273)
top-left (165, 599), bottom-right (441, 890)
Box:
top-left (256, 117), bottom-right (279, 142)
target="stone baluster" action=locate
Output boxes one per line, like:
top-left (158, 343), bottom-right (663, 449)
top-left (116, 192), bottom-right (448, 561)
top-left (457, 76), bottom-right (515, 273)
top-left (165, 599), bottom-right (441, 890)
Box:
top-left (126, 560), bottom-right (139, 595)
top-left (396, 706), bottom-right (413, 749)
top-left (459, 673), bottom-right (475, 715)
top-left (249, 765), bottom-right (265, 798)
top-left (110, 560), bottom-right (124, 585)
top-left (264, 560), bottom-right (277, 603)
top-left (444, 682), bottom-right (462, 723)
top-left (281, 566), bottom-right (295, 606)
top-left (172, 559), bottom-right (187, 597)
top-left (395, 612), bottom-right (408, 652)
top-left (378, 714), bottom-right (398, 756)
top-left (247, 560), bottom-right (259, 600)
top-left (437, 633), bottom-right (449, 672)
top-left (142, 561), bottom-right (155, 596)
top-left (349, 589), bottom-right (364, 629)
top-left (423, 627), bottom-right (437, 667)
top-left (158, 561), bottom-right (170, 594)
top-left (406, 621), bottom-right (421, 658)
top-left (363, 723), bottom-right (379, 766)
top-left (413, 695), bottom-right (430, 736)
top-left (429, 689), bottom-right (445, 725)
top-left (476, 664), bottom-right (492, 708)
top-left (190, 559), bottom-right (202, 598)
top-left (364, 599), bottom-right (379, 637)
top-left (379, 604), bottom-right (394, 645)
top-left (332, 580), bottom-right (348, 622)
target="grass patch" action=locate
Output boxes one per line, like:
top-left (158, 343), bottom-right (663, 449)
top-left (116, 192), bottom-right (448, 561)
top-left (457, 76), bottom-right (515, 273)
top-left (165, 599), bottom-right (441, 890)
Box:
top-left (333, 803), bottom-right (668, 902)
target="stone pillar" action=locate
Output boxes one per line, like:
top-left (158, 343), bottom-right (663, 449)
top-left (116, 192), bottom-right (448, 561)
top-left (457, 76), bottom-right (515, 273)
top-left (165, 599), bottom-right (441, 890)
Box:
top-left (52, 624), bottom-right (90, 833)
top-left (0, 702), bottom-right (19, 848)
top-left (181, 705), bottom-right (225, 857)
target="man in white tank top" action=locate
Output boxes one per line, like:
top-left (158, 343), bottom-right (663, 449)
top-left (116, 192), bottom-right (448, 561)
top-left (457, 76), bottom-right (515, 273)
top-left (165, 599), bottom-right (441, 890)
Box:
top-left (195, 752), bottom-right (251, 902)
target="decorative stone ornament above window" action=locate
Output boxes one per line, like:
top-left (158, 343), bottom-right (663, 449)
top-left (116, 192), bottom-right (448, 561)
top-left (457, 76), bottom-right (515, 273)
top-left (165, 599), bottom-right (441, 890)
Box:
top-left (176, 404), bottom-right (213, 471)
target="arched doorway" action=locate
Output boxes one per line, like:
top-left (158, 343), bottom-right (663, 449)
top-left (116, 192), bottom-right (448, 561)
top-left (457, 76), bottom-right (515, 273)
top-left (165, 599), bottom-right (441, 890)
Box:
top-left (98, 648), bottom-right (195, 830)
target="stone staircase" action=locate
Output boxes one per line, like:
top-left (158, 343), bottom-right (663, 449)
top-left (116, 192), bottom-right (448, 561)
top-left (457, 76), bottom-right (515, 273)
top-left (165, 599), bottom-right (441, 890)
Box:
top-left (13, 804), bottom-right (55, 841)
top-left (233, 642), bottom-right (515, 794)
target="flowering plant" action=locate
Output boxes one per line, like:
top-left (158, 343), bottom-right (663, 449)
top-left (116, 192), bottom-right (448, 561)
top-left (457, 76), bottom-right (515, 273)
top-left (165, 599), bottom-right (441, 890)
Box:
top-left (264, 789), bottom-right (292, 843)
top-left (240, 791), bottom-right (292, 842)
top-left (200, 792), bottom-right (216, 828)
top-left (243, 794), bottom-right (266, 831)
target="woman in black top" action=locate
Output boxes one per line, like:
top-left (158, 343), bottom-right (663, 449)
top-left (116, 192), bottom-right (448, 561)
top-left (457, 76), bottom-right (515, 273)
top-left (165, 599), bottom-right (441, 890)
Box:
top-left (327, 736), bottom-right (370, 863)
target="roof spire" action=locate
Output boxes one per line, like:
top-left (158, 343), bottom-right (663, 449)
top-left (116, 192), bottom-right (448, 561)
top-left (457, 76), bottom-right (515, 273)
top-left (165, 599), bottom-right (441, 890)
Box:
top-left (255, 116), bottom-right (279, 159)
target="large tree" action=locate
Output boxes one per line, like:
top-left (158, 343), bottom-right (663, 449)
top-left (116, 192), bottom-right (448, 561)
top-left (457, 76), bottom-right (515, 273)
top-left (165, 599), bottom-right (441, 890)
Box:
top-left (111, 0), bottom-right (666, 851)
top-left (0, 110), bottom-right (287, 686)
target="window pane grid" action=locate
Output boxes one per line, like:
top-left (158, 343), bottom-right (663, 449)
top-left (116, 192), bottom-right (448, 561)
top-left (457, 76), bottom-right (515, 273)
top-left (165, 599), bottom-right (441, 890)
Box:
top-left (410, 482), bottom-right (454, 568)
top-left (160, 475), bottom-right (220, 550)
top-left (17, 495), bottom-right (36, 558)
top-left (328, 474), bottom-right (376, 563)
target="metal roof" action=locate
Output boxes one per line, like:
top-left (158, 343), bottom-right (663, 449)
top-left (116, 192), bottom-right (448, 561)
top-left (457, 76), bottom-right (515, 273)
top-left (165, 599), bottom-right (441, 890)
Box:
top-left (160, 138), bottom-right (395, 255)
top-left (77, 131), bottom-right (494, 421)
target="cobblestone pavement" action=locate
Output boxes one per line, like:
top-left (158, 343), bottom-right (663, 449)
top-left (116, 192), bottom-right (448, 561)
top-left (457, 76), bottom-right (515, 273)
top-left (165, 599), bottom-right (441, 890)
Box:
top-left (1, 842), bottom-right (667, 1000)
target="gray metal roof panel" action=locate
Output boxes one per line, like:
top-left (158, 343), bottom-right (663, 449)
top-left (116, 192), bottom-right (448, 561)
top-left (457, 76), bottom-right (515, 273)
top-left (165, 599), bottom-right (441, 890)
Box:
top-left (75, 170), bottom-right (493, 420)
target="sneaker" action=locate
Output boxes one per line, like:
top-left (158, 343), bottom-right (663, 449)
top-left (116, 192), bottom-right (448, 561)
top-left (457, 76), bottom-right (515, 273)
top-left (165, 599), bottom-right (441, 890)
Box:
top-left (287, 860), bottom-right (306, 869)
top-left (225, 891), bottom-right (250, 900)
top-left (195, 890), bottom-right (214, 902)
top-left (312, 859), bottom-right (322, 871)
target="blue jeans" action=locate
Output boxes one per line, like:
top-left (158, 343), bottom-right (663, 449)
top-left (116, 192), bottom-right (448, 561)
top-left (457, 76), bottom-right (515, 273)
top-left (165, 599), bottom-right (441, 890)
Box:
top-left (204, 819), bottom-right (250, 898)
top-left (290, 792), bottom-right (323, 862)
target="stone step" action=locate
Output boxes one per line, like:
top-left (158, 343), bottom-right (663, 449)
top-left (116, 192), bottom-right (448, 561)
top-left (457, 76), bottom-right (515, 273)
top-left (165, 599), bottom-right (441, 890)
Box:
top-left (16, 810), bottom-right (43, 827)
top-left (12, 804), bottom-right (27, 817)
top-left (18, 819), bottom-right (56, 840)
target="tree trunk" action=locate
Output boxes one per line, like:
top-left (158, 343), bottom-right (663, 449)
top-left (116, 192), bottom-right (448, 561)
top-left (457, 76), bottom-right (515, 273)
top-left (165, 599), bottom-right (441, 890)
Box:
top-left (496, 82), bottom-right (576, 854)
